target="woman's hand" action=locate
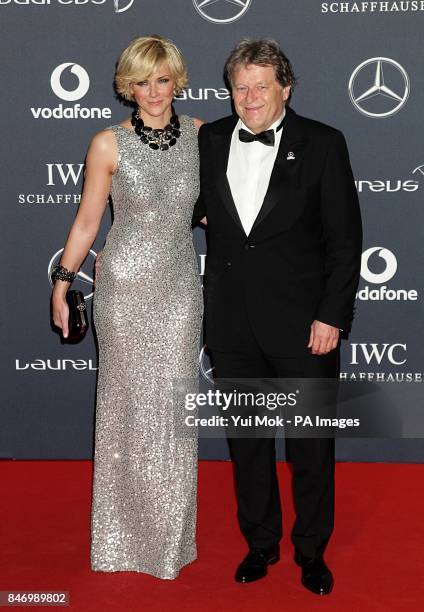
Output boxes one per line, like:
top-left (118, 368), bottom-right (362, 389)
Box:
top-left (52, 286), bottom-right (70, 338)
top-left (49, 129), bottom-right (116, 336)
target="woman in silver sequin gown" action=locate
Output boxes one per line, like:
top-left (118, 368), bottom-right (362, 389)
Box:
top-left (51, 36), bottom-right (203, 579)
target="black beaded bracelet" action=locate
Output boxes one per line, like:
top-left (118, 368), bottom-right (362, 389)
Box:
top-left (51, 264), bottom-right (77, 283)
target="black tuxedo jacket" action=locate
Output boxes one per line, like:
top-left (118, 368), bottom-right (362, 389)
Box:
top-left (193, 106), bottom-right (363, 356)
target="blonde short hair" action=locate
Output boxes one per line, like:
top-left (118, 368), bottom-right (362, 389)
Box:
top-left (115, 35), bottom-right (188, 102)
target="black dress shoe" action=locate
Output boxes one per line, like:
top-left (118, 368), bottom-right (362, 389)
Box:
top-left (235, 545), bottom-right (280, 583)
top-left (294, 552), bottom-right (334, 595)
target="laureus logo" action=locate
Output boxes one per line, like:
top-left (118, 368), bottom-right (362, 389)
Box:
top-left (192, 0), bottom-right (251, 24)
top-left (348, 57), bottom-right (409, 118)
top-left (48, 248), bottom-right (97, 300)
top-left (50, 63), bottom-right (90, 102)
top-left (0, 0), bottom-right (134, 10)
top-left (412, 164), bottom-right (424, 177)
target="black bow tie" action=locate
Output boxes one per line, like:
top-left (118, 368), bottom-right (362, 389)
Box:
top-left (239, 128), bottom-right (275, 146)
top-left (238, 114), bottom-right (286, 147)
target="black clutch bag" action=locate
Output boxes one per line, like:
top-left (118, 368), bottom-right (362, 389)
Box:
top-left (66, 290), bottom-right (88, 341)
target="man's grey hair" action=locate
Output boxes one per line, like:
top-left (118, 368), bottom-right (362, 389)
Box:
top-left (224, 38), bottom-right (297, 92)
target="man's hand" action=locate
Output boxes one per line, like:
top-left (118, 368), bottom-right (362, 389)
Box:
top-left (308, 320), bottom-right (339, 355)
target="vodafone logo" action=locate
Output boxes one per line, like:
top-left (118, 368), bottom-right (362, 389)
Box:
top-left (357, 246), bottom-right (417, 302)
top-left (360, 247), bottom-right (397, 284)
top-left (30, 63), bottom-right (111, 120)
top-left (50, 63), bottom-right (90, 102)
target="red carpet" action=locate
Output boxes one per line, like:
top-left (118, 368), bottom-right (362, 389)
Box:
top-left (1, 461), bottom-right (423, 611)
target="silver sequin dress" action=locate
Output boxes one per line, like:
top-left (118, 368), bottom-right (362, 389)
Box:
top-left (90, 115), bottom-right (203, 579)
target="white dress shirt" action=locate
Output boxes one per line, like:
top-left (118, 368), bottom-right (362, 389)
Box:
top-left (227, 110), bottom-right (285, 236)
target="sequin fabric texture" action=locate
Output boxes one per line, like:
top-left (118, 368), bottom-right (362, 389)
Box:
top-left (91, 115), bottom-right (203, 579)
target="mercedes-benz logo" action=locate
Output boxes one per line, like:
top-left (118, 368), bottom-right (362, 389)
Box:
top-left (48, 248), bottom-right (97, 300)
top-left (193, 0), bottom-right (251, 24)
top-left (199, 345), bottom-right (215, 383)
top-left (348, 57), bottom-right (409, 118)
top-left (113, 0), bottom-right (135, 13)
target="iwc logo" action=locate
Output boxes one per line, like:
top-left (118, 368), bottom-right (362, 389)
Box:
top-left (348, 57), bottom-right (409, 118)
top-left (192, 0), bottom-right (251, 24)
top-left (48, 248), bottom-right (97, 300)
top-left (340, 342), bottom-right (422, 383)
top-left (18, 162), bottom-right (83, 206)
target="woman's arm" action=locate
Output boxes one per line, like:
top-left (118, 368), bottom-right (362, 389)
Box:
top-left (51, 129), bottom-right (117, 337)
top-left (192, 118), bottom-right (207, 226)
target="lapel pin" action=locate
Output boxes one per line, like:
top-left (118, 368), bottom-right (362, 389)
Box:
top-left (287, 151), bottom-right (295, 160)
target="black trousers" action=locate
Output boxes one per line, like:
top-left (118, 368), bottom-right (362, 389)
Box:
top-left (210, 325), bottom-right (339, 560)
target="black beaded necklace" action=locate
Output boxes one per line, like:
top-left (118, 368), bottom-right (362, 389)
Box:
top-left (131, 107), bottom-right (181, 151)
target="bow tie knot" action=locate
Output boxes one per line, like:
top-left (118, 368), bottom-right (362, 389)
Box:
top-left (239, 128), bottom-right (275, 147)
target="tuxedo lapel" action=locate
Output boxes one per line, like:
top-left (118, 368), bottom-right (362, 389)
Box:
top-left (250, 107), bottom-right (307, 234)
top-left (210, 116), bottom-right (245, 234)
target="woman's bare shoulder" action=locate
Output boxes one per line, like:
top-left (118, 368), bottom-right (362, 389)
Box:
top-left (89, 128), bottom-right (117, 151)
top-left (85, 128), bottom-right (119, 173)
top-left (91, 117), bottom-right (132, 147)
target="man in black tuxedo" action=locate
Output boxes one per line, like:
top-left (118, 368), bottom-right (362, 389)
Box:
top-left (193, 39), bottom-right (362, 594)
